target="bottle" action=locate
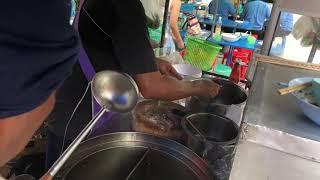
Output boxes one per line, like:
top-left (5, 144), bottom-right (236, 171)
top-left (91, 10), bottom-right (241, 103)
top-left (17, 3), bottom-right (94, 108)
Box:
top-left (178, 12), bottom-right (184, 29)
top-left (215, 16), bottom-right (222, 35)
top-left (229, 59), bottom-right (241, 84)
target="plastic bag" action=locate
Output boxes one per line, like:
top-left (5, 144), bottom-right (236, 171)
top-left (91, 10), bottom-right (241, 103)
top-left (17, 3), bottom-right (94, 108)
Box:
top-left (292, 16), bottom-right (320, 47)
top-left (154, 48), bottom-right (184, 64)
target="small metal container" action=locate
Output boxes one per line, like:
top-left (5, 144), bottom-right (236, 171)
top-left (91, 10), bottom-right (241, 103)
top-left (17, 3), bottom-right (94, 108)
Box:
top-left (186, 78), bottom-right (247, 116)
top-left (182, 113), bottom-right (239, 180)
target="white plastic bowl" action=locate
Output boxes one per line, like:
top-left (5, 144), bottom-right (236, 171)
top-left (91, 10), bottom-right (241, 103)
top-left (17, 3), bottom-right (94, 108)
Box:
top-left (289, 77), bottom-right (320, 126)
top-left (221, 33), bottom-right (241, 42)
top-left (235, 32), bottom-right (249, 38)
top-left (173, 64), bottom-right (202, 80)
top-left (235, 20), bottom-right (244, 24)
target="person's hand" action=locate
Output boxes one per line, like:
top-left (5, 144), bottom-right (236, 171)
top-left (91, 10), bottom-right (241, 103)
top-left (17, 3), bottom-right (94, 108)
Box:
top-left (193, 80), bottom-right (220, 98)
top-left (156, 59), bottom-right (183, 80)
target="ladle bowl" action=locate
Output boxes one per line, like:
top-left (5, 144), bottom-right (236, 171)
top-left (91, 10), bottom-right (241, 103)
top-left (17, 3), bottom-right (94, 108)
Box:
top-left (92, 70), bottom-right (139, 112)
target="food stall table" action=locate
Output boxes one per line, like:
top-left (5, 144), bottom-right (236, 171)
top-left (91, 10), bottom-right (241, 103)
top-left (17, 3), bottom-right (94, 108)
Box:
top-left (180, 3), bottom-right (199, 13)
top-left (229, 55), bottom-right (320, 180)
top-left (198, 17), bottom-right (263, 31)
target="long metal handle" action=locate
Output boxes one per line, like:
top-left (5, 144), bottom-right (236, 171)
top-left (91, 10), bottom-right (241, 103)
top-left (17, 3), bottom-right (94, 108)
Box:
top-left (125, 148), bottom-right (150, 180)
top-left (47, 108), bottom-right (107, 177)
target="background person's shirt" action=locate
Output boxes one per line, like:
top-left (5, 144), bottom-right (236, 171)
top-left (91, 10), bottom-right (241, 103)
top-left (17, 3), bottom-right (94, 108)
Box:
top-left (241, 0), bottom-right (271, 29)
top-left (0, 0), bottom-right (79, 118)
top-left (277, 12), bottom-right (293, 36)
top-left (209, 0), bottom-right (236, 18)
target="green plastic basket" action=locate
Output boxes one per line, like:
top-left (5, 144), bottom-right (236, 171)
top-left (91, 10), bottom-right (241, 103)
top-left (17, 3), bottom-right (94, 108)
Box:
top-left (184, 36), bottom-right (222, 71)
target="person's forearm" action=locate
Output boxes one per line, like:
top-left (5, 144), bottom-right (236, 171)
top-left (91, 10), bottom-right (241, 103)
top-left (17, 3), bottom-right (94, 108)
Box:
top-left (135, 73), bottom-right (200, 101)
top-left (171, 24), bottom-right (184, 45)
top-left (0, 93), bottom-right (55, 166)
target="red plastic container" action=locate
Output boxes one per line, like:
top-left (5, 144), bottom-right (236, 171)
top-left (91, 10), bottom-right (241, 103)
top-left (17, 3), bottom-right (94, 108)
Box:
top-left (228, 50), bottom-right (250, 80)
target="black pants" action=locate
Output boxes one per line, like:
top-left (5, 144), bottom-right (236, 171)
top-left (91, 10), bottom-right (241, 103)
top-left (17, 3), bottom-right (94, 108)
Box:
top-left (45, 62), bottom-right (91, 169)
top-left (45, 131), bottom-right (72, 170)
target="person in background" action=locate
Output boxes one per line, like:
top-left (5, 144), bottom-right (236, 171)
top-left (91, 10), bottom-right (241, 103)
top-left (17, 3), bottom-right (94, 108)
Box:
top-left (241, 0), bottom-right (271, 30)
top-left (165, 0), bottom-right (185, 51)
top-left (141, 0), bottom-right (185, 52)
top-left (270, 12), bottom-right (293, 56)
top-left (46, 0), bottom-right (220, 170)
top-left (208, 0), bottom-right (236, 19)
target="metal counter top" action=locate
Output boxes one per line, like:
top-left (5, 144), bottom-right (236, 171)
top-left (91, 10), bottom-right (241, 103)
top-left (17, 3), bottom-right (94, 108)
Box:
top-left (230, 60), bottom-right (320, 180)
top-left (244, 62), bottom-right (320, 141)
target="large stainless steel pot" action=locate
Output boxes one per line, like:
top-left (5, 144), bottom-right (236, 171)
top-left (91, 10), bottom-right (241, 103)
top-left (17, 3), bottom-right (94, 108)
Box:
top-left (54, 132), bottom-right (212, 180)
top-left (186, 78), bottom-right (247, 116)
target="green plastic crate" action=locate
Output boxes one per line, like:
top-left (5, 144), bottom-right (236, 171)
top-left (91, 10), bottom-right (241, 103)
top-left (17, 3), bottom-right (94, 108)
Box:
top-left (148, 26), bottom-right (162, 43)
top-left (214, 64), bottom-right (232, 77)
top-left (184, 36), bottom-right (222, 71)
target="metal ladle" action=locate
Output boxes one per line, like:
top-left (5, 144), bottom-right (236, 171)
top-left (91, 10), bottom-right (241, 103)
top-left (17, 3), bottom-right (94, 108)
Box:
top-left (40, 70), bottom-right (139, 180)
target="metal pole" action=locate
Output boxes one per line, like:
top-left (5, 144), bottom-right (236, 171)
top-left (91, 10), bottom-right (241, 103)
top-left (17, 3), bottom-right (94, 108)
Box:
top-left (211, 0), bottom-right (219, 33)
top-left (308, 38), bottom-right (318, 63)
top-left (160, 0), bottom-right (170, 48)
top-left (45, 108), bottom-right (107, 178)
top-left (261, 0), bottom-right (282, 55)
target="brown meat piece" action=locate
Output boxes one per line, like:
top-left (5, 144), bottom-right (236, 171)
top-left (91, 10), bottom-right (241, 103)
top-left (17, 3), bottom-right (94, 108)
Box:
top-left (133, 100), bottom-right (186, 140)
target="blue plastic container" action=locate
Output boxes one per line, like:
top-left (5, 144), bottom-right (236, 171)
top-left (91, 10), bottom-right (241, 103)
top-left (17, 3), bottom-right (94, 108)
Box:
top-left (289, 77), bottom-right (320, 126)
top-left (312, 78), bottom-right (320, 106)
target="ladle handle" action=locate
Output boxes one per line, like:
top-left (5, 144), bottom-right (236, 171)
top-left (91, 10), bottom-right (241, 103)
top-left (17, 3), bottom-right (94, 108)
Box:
top-left (185, 118), bottom-right (207, 142)
top-left (45, 108), bottom-right (107, 178)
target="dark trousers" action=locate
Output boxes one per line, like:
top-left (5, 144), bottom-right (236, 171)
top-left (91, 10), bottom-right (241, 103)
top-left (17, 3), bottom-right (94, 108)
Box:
top-left (45, 62), bottom-right (91, 170)
top-left (45, 131), bottom-right (72, 170)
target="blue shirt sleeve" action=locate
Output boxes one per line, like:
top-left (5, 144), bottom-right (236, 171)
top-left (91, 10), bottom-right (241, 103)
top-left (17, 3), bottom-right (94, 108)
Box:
top-left (226, 1), bottom-right (236, 15)
top-left (280, 13), bottom-right (293, 32)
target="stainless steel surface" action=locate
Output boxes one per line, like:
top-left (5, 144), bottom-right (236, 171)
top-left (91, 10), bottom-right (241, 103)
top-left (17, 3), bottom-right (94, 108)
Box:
top-left (91, 71), bottom-right (139, 112)
top-left (54, 132), bottom-right (212, 180)
top-left (230, 141), bottom-right (320, 180)
top-left (242, 123), bottom-right (320, 162)
top-left (48, 108), bottom-right (107, 176)
top-left (243, 62), bottom-right (320, 141)
top-left (230, 61), bottom-right (320, 180)
top-left (48, 71), bottom-right (139, 177)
